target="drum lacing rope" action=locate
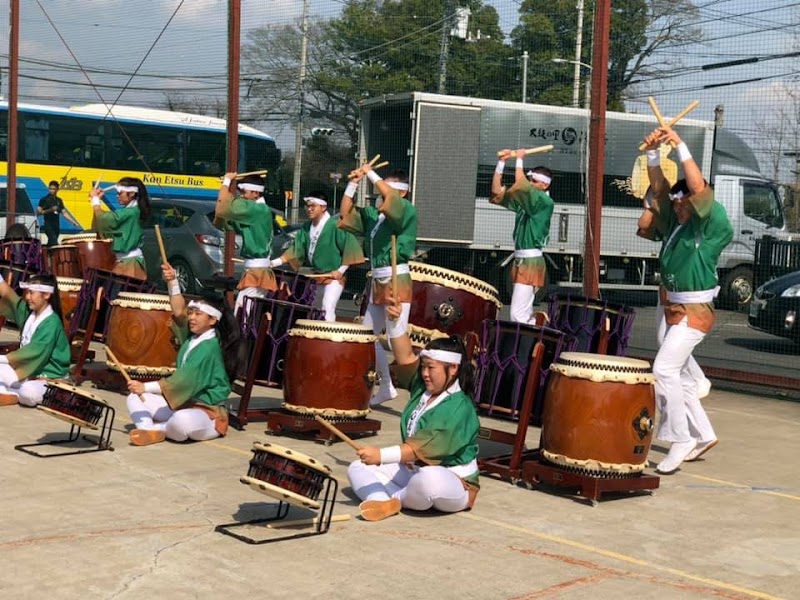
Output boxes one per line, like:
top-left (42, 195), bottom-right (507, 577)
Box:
top-left (556, 357), bottom-right (651, 375)
top-left (409, 264), bottom-right (500, 297)
top-left (541, 456), bottom-right (644, 479)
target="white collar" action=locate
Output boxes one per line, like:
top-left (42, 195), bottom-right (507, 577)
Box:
top-left (406, 380), bottom-right (461, 438)
top-left (21, 305), bottom-right (54, 347)
top-left (181, 328), bottom-right (217, 366)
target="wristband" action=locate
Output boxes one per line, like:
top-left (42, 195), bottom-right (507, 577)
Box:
top-left (367, 170), bottom-right (382, 184)
top-left (222, 177), bottom-right (232, 188)
top-left (167, 280), bottom-right (181, 296)
top-left (344, 181), bottom-right (359, 198)
top-left (379, 445), bottom-right (403, 464)
top-left (515, 158), bottom-right (524, 170)
top-left (676, 142), bottom-right (692, 163)
top-left (90, 196), bottom-right (101, 207)
top-left (337, 264), bottom-right (349, 274)
top-left (143, 381), bottom-right (162, 395)
top-left (270, 258), bottom-right (284, 268)
top-left (646, 149), bottom-right (660, 167)
top-left (495, 160), bottom-right (506, 175)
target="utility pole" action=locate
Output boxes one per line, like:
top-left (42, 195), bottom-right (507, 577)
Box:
top-left (521, 51), bottom-right (529, 103)
top-left (291, 0), bottom-right (309, 224)
top-left (224, 0), bottom-right (241, 281)
top-left (7, 0), bottom-right (20, 225)
top-left (437, 0), bottom-right (453, 94)
top-left (572, 0), bottom-right (585, 109)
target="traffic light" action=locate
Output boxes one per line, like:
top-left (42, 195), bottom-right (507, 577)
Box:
top-left (311, 127), bottom-right (333, 136)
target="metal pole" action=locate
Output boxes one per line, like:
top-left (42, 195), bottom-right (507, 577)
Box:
top-left (291, 0), bottom-right (309, 225)
top-left (572, 0), bottom-right (585, 108)
top-left (224, 0), bottom-right (241, 280)
top-left (522, 51), bottom-right (529, 103)
top-left (583, 0), bottom-right (611, 300)
top-left (7, 0), bottom-right (20, 227)
top-left (437, 0), bottom-right (452, 94)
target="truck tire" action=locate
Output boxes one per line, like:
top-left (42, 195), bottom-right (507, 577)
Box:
top-left (720, 266), bottom-right (753, 311)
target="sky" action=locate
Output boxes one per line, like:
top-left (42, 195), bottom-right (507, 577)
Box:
top-left (1, 0), bottom-right (799, 179)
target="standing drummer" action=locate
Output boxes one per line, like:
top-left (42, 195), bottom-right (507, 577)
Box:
top-left (490, 148), bottom-right (554, 323)
top-left (38, 181), bottom-right (81, 247)
top-left (637, 127), bottom-right (732, 474)
top-left (270, 190), bottom-right (364, 321)
top-left (215, 173), bottom-right (277, 314)
top-left (339, 166), bottom-right (417, 406)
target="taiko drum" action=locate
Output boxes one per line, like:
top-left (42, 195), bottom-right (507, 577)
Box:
top-left (55, 276), bottom-right (83, 330)
top-left (541, 352), bottom-right (656, 476)
top-left (60, 233), bottom-right (116, 272)
top-left (47, 245), bottom-right (82, 279)
top-left (105, 292), bottom-right (177, 373)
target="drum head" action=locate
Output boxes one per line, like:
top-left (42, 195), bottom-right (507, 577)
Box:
top-left (56, 277), bottom-right (84, 291)
top-left (289, 319), bottom-right (376, 343)
top-left (46, 380), bottom-right (108, 404)
top-left (37, 405), bottom-right (99, 430)
top-left (239, 475), bottom-right (321, 510)
top-left (551, 352), bottom-right (654, 384)
top-left (111, 292), bottom-right (172, 310)
top-left (409, 262), bottom-right (502, 307)
top-left (251, 441), bottom-right (332, 476)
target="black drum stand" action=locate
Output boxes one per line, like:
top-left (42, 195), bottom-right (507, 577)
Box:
top-left (15, 404), bottom-right (115, 458)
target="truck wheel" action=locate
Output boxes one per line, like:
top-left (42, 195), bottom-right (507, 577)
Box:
top-left (720, 266), bottom-right (753, 311)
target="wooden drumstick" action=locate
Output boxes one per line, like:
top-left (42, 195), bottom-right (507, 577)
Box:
top-left (368, 154), bottom-right (381, 167)
top-left (154, 224), bottom-right (169, 266)
top-left (648, 96), bottom-right (668, 128)
top-left (348, 157), bottom-right (387, 180)
top-left (372, 161), bottom-right (389, 170)
top-left (101, 184), bottom-right (117, 192)
top-left (266, 514), bottom-right (351, 529)
top-left (234, 169), bottom-right (268, 179)
top-left (391, 235), bottom-right (398, 309)
top-left (496, 145), bottom-right (554, 159)
top-left (638, 99), bottom-right (700, 150)
top-left (104, 345), bottom-right (146, 401)
top-left (92, 173), bottom-right (103, 191)
top-left (313, 414), bottom-right (362, 451)
top-left (666, 100), bottom-right (700, 127)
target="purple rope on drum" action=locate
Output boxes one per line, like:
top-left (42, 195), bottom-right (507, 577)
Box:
top-left (1, 239), bottom-right (45, 273)
top-left (546, 294), bottom-right (636, 356)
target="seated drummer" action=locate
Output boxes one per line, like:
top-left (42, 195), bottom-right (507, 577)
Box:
top-left (346, 297), bottom-right (480, 522)
top-left (125, 264), bottom-right (239, 446)
top-left (0, 274), bottom-right (70, 407)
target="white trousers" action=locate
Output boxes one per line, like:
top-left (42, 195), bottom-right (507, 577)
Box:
top-left (656, 304), bottom-right (706, 383)
top-left (347, 460), bottom-right (469, 513)
top-left (126, 392), bottom-right (219, 442)
top-left (0, 365), bottom-right (48, 406)
top-left (316, 280), bottom-right (345, 322)
top-left (652, 318), bottom-right (715, 444)
top-left (362, 299), bottom-right (410, 393)
top-left (509, 283), bottom-right (539, 324)
top-left (234, 286), bottom-right (268, 317)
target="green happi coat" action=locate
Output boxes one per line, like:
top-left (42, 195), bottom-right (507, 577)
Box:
top-left (94, 204), bottom-right (145, 271)
top-left (502, 179), bottom-right (553, 287)
top-left (0, 293), bottom-right (70, 380)
top-left (158, 317), bottom-right (231, 411)
top-left (281, 215), bottom-right (364, 272)
top-left (216, 197), bottom-right (273, 259)
top-left (396, 364), bottom-right (480, 486)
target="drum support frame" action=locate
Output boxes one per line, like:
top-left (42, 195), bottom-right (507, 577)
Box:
top-left (265, 409), bottom-right (381, 445)
top-left (230, 316), bottom-right (281, 429)
top-left (70, 287), bottom-right (106, 385)
top-left (15, 404), bottom-right (115, 458)
top-left (215, 476), bottom-right (338, 544)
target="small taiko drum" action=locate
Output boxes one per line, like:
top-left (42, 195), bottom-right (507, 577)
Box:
top-left (240, 442), bottom-right (332, 509)
top-left (56, 276), bottom-right (83, 330)
top-left (46, 245), bottom-right (82, 279)
top-left (541, 352), bottom-right (656, 476)
top-left (105, 292), bottom-right (177, 378)
top-left (1, 239), bottom-right (44, 272)
top-left (283, 320), bottom-right (378, 418)
top-left (60, 233), bottom-right (116, 272)
top-left (38, 381), bottom-right (108, 429)
top-left (408, 262), bottom-right (502, 338)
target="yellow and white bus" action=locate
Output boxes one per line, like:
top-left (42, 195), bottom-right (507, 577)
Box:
top-left (0, 102), bottom-right (282, 233)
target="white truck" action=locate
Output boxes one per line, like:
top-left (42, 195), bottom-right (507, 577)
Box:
top-left (357, 92), bottom-right (793, 307)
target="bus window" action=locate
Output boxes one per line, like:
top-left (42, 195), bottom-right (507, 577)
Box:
top-left (186, 130), bottom-right (225, 175)
top-left (112, 123), bottom-right (184, 173)
top-left (23, 117), bottom-right (49, 161)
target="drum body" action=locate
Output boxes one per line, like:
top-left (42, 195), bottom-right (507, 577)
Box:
top-left (60, 234), bottom-right (116, 272)
top-left (541, 352), bottom-right (656, 476)
top-left (269, 270), bottom-right (317, 306)
top-left (408, 262), bottom-right (502, 338)
top-left (106, 292), bottom-right (177, 375)
top-left (283, 320), bottom-right (377, 417)
top-left (0, 261), bottom-right (37, 294)
top-left (240, 442), bottom-right (332, 509)
top-left (1, 239), bottom-right (44, 272)
top-left (46, 245), bottom-right (82, 278)
top-left (239, 297), bottom-right (320, 386)
top-left (38, 381), bottom-right (107, 429)
top-left (546, 294), bottom-right (636, 356)
top-left (474, 320), bottom-right (576, 424)
top-left (68, 268), bottom-right (154, 340)
top-left (56, 277), bottom-right (83, 330)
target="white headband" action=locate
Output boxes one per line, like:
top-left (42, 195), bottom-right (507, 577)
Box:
top-left (527, 172), bottom-right (551, 186)
top-left (668, 190), bottom-right (686, 202)
top-left (419, 349), bottom-right (462, 365)
top-left (388, 181), bottom-right (409, 192)
top-left (187, 300), bottom-right (222, 320)
top-left (238, 183), bottom-right (265, 192)
top-left (20, 282), bottom-right (55, 293)
top-left (115, 184), bottom-right (139, 194)
top-left (304, 196), bottom-right (327, 206)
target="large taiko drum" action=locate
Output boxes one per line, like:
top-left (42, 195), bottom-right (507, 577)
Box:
top-left (408, 262), bottom-right (502, 338)
top-left (46, 245), bottom-right (82, 278)
top-left (283, 320), bottom-right (378, 418)
top-left (56, 276), bottom-right (83, 330)
top-left (105, 292), bottom-right (178, 378)
top-left (1, 239), bottom-right (44, 272)
top-left (0, 260), bottom-right (37, 294)
top-left (240, 442), bottom-right (332, 509)
top-left (546, 294), bottom-right (636, 356)
top-left (541, 352), bottom-right (656, 476)
top-left (38, 381), bottom-right (108, 430)
top-left (60, 233), bottom-right (116, 272)
top-left (268, 269), bottom-right (318, 306)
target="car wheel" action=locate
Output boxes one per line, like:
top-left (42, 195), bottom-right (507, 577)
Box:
top-left (171, 258), bottom-right (197, 295)
top-left (720, 266), bottom-right (753, 311)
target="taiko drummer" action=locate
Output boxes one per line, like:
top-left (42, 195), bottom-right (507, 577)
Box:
top-left (0, 274), bottom-right (71, 407)
top-left (347, 297), bottom-right (480, 522)
top-left (125, 264), bottom-right (239, 446)
top-left (215, 173), bottom-right (277, 314)
top-left (339, 164), bottom-right (417, 406)
top-left (270, 190), bottom-right (364, 321)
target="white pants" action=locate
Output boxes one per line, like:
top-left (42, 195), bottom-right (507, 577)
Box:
top-left (510, 283), bottom-right (539, 324)
top-left (316, 280), bottom-right (345, 322)
top-left (347, 460), bottom-right (470, 513)
top-left (234, 286), bottom-right (268, 317)
top-left (652, 318), bottom-right (715, 444)
top-left (0, 365), bottom-right (48, 406)
top-left (362, 299), bottom-right (411, 393)
top-left (126, 392), bottom-right (219, 442)
top-left (656, 304), bottom-right (706, 384)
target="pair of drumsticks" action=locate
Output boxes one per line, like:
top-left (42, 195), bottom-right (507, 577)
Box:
top-left (347, 154), bottom-right (389, 180)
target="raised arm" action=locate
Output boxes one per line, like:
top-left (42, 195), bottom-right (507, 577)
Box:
top-left (659, 128), bottom-right (705, 195)
top-left (162, 263), bottom-right (186, 317)
top-left (642, 129), bottom-right (671, 199)
top-left (490, 149), bottom-right (512, 205)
